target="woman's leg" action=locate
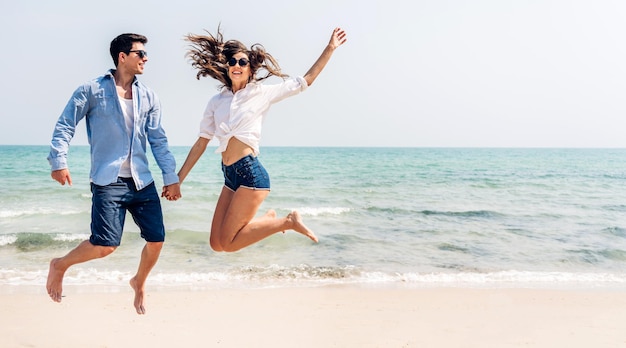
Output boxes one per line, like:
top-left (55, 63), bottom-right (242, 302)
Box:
top-left (210, 187), bottom-right (317, 252)
top-left (209, 186), bottom-right (234, 251)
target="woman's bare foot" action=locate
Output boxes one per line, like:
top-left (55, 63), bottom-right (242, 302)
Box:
top-left (287, 211), bottom-right (318, 243)
top-left (46, 258), bottom-right (65, 303)
top-left (129, 277), bottom-right (146, 315)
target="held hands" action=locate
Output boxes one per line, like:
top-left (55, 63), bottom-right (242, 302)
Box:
top-left (162, 183), bottom-right (182, 201)
top-left (52, 167), bottom-right (182, 201)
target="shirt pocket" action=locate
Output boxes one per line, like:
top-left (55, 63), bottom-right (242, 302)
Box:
top-left (136, 95), bottom-right (152, 129)
top-left (89, 91), bottom-right (119, 123)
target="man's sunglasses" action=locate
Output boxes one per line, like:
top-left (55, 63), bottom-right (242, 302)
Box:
top-left (127, 50), bottom-right (148, 59)
top-left (227, 57), bottom-right (249, 67)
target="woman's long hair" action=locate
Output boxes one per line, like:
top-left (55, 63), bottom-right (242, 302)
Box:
top-left (185, 26), bottom-right (288, 90)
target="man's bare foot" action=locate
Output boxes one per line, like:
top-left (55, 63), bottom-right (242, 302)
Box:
top-left (287, 211), bottom-right (318, 243)
top-left (129, 277), bottom-right (146, 315)
top-left (46, 258), bottom-right (65, 303)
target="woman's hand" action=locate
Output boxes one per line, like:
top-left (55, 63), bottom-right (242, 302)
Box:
top-left (162, 183), bottom-right (182, 201)
top-left (303, 27), bottom-right (348, 86)
top-left (328, 27), bottom-right (347, 50)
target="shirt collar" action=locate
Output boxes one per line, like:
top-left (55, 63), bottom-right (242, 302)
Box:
top-left (106, 69), bottom-right (139, 86)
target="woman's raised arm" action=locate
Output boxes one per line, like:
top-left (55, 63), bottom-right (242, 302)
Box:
top-left (303, 27), bottom-right (347, 86)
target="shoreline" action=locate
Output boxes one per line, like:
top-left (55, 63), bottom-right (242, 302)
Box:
top-left (2, 284), bottom-right (626, 347)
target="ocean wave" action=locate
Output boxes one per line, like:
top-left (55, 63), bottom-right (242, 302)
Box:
top-left (566, 247), bottom-right (626, 264)
top-left (0, 235), bottom-right (17, 246)
top-left (0, 233), bottom-right (89, 249)
top-left (233, 264), bottom-right (361, 280)
top-left (292, 207), bottom-right (350, 217)
top-left (2, 267), bottom-right (626, 289)
top-left (420, 210), bottom-right (504, 218)
top-left (437, 243), bottom-right (471, 254)
top-left (53, 233), bottom-right (91, 242)
top-left (603, 204), bottom-right (626, 212)
top-left (603, 226), bottom-right (626, 237)
top-left (0, 209), bottom-right (53, 218)
top-left (598, 249), bottom-right (626, 261)
top-left (0, 208), bottom-right (86, 218)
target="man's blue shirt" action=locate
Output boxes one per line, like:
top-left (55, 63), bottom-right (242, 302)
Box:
top-left (47, 70), bottom-right (178, 190)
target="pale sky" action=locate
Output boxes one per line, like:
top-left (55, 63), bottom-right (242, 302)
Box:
top-left (2, 0), bottom-right (625, 147)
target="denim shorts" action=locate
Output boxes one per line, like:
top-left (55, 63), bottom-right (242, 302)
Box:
top-left (89, 177), bottom-right (165, 246)
top-left (222, 154), bottom-right (270, 191)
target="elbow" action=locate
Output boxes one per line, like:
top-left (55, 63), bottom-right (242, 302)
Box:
top-left (196, 137), bottom-right (210, 149)
top-left (301, 74), bottom-right (314, 87)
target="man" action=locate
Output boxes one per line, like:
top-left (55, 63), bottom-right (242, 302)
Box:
top-left (46, 33), bottom-right (181, 315)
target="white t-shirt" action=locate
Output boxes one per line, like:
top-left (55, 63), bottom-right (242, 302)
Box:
top-left (118, 97), bottom-right (134, 177)
top-left (198, 76), bottom-right (308, 156)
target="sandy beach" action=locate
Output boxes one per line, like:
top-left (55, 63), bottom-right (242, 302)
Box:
top-left (1, 285), bottom-right (625, 348)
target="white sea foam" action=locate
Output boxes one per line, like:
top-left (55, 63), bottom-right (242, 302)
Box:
top-left (292, 207), bottom-right (350, 216)
top-left (0, 209), bottom-right (45, 218)
top-left (0, 208), bottom-right (85, 218)
top-left (0, 233), bottom-right (89, 246)
top-left (53, 233), bottom-right (90, 242)
top-left (0, 235), bottom-right (18, 246)
top-left (2, 268), bottom-right (626, 290)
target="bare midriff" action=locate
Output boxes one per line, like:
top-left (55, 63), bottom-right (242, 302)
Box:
top-left (221, 137), bottom-right (254, 166)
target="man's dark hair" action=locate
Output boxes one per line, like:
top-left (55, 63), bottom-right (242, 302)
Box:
top-left (109, 33), bottom-right (148, 66)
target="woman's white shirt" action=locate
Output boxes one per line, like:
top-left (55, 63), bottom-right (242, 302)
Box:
top-left (198, 76), bottom-right (308, 155)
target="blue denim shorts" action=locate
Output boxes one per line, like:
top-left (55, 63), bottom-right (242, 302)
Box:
top-left (89, 177), bottom-right (165, 246)
top-left (222, 155), bottom-right (270, 192)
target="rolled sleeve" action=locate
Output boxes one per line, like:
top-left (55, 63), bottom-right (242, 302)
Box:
top-left (294, 76), bottom-right (309, 92)
top-left (162, 172), bottom-right (180, 186)
top-left (47, 156), bottom-right (68, 171)
top-left (198, 99), bottom-right (216, 139)
top-left (265, 76), bottom-right (308, 104)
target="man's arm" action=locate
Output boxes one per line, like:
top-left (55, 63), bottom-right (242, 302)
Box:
top-left (47, 85), bottom-right (89, 186)
top-left (145, 94), bottom-right (180, 187)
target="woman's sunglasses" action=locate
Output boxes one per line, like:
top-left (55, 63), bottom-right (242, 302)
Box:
top-left (227, 58), bottom-right (249, 67)
top-left (127, 50), bottom-right (148, 59)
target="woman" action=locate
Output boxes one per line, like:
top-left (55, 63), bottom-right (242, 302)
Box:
top-left (168, 27), bottom-right (347, 252)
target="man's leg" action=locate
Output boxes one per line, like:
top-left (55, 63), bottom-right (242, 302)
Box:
top-left (129, 241), bottom-right (163, 315)
top-left (127, 181), bottom-right (165, 314)
top-left (46, 240), bottom-right (116, 302)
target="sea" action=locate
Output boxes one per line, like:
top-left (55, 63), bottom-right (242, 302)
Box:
top-left (1, 145), bottom-right (626, 293)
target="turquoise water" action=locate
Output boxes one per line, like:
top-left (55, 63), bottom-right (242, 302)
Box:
top-left (1, 145), bottom-right (626, 290)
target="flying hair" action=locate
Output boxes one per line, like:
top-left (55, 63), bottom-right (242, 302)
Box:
top-left (185, 25), bottom-right (288, 90)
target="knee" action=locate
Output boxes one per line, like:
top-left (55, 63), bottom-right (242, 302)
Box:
top-left (96, 246), bottom-right (117, 258)
top-left (146, 241), bottom-right (164, 252)
top-left (219, 242), bottom-right (241, 253)
top-left (209, 239), bottom-right (224, 252)
top-left (209, 238), bottom-right (240, 252)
